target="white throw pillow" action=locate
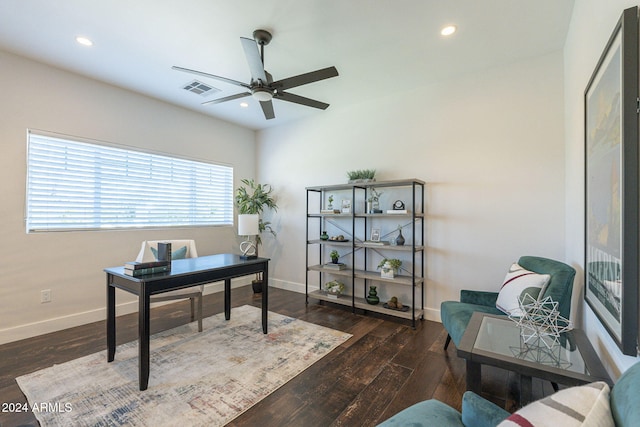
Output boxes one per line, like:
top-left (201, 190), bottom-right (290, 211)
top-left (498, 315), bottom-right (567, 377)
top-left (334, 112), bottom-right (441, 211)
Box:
top-left (498, 381), bottom-right (614, 427)
top-left (496, 263), bottom-right (551, 316)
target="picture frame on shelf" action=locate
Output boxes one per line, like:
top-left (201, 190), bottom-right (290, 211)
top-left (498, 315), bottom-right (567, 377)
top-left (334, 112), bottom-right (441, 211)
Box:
top-left (370, 228), bottom-right (381, 242)
top-left (584, 6), bottom-right (639, 356)
top-left (341, 199), bottom-right (352, 213)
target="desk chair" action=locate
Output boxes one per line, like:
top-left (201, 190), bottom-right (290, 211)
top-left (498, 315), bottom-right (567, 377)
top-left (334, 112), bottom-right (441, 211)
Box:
top-left (136, 239), bottom-right (203, 332)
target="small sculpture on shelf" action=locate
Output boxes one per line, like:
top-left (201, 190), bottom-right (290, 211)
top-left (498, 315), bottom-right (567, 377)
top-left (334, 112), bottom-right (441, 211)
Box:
top-left (329, 234), bottom-right (347, 241)
top-left (367, 188), bottom-right (382, 213)
top-left (366, 286), bottom-right (380, 305)
top-left (385, 296), bottom-right (404, 310)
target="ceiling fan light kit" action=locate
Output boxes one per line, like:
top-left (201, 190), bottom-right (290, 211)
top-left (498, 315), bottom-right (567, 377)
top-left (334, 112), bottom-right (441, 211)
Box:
top-left (252, 87), bottom-right (274, 102)
top-left (173, 29), bottom-right (338, 120)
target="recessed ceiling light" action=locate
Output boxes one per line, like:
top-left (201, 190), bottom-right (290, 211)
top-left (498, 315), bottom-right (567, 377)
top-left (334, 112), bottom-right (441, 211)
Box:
top-left (440, 25), bottom-right (457, 36)
top-left (75, 36), bottom-right (93, 46)
top-left (240, 102), bottom-right (249, 108)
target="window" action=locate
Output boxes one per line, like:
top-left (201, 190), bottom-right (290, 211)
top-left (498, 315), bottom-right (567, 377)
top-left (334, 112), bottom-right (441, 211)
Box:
top-left (26, 131), bottom-right (234, 232)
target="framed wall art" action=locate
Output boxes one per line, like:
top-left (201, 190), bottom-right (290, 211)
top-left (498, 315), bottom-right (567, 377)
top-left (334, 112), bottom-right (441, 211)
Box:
top-left (584, 6), bottom-right (639, 356)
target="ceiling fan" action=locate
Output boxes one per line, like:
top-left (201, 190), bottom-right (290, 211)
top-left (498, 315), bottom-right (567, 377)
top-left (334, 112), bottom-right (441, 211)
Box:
top-left (173, 29), bottom-right (339, 120)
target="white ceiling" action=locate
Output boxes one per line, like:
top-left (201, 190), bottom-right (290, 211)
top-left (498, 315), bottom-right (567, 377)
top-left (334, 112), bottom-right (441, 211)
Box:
top-left (0, 0), bottom-right (574, 131)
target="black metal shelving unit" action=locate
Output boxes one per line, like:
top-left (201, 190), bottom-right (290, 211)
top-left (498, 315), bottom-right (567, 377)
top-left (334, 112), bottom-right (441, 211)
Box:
top-left (305, 179), bottom-right (425, 327)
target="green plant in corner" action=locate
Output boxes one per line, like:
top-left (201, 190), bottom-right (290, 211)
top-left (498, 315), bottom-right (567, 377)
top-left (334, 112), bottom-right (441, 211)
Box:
top-left (235, 178), bottom-right (278, 292)
top-left (235, 178), bottom-right (278, 247)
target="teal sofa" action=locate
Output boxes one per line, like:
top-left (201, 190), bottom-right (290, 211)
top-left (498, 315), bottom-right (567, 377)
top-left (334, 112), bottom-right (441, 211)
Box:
top-left (440, 256), bottom-right (576, 350)
top-left (377, 361), bottom-right (640, 426)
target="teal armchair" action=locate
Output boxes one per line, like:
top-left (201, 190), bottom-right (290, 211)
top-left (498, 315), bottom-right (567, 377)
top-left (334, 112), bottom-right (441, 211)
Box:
top-left (378, 361), bottom-right (640, 427)
top-left (440, 256), bottom-right (576, 350)
top-left (377, 391), bottom-right (509, 427)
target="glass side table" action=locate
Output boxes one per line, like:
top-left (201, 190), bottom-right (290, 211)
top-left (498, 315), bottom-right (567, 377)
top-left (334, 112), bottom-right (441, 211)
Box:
top-left (457, 312), bottom-right (611, 406)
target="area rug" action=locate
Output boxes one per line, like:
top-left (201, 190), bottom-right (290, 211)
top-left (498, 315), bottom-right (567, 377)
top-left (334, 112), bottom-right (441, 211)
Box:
top-left (17, 305), bottom-right (352, 426)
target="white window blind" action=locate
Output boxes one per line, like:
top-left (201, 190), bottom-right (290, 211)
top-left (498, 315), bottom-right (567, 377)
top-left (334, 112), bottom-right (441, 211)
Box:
top-left (26, 131), bottom-right (234, 232)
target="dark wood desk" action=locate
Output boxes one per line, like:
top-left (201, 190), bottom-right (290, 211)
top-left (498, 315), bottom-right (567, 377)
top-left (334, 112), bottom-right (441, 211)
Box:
top-left (457, 312), bottom-right (611, 406)
top-left (105, 253), bottom-right (269, 390)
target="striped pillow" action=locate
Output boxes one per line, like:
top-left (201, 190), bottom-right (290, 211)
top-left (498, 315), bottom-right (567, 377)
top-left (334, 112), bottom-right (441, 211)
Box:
top-left (496, 263), bottom-right (550, 316)
top-left (498, 382), bottom-right (613, 427)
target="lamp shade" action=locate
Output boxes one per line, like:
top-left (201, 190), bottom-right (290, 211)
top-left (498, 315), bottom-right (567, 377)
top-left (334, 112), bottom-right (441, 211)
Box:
top-left (238, 214), bottom-right (259, 236)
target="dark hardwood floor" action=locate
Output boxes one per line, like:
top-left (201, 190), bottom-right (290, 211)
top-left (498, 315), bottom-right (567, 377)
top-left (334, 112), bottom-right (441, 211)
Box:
top-left (0, 286), bottom-right (555, 426)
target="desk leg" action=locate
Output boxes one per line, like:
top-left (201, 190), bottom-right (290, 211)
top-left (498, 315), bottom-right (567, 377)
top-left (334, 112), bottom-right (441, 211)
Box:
top-left (519, 374), bottom-right (533, 406)
top-left (106, 275), bottom-right (116, 362)
top-left (224, 279), bottom-right (231, 320)
top-left (262, 262), bottom-right (268, 334)
top-left (139, 283), bottom-right (150, 391)
top-left (466, 359), bottom-right (482, 394)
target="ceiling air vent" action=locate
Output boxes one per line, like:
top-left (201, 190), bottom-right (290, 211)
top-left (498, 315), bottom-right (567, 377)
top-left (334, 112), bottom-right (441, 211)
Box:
top-left (182, 80), bottom-right (220, 97)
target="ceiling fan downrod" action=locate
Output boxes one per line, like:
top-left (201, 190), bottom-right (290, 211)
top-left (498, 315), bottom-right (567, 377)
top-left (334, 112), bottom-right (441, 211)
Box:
top-left (253, 29), bottom-right (272, 65)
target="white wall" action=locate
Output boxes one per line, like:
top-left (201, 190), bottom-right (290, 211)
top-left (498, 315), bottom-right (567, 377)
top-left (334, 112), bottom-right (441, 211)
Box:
top-left (0, 51), bottom-right (256, 344)
top-left (257, 51), bottom-right (567, 321)
top-left (563, 0), bottom-right (640, 378)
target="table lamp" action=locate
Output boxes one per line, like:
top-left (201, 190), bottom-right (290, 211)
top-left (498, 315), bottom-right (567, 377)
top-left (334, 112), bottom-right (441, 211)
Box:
top-left (238, 213), bottom-right (259, 259)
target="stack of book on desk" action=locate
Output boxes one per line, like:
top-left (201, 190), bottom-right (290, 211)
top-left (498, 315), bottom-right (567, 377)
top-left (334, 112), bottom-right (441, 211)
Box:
top-left (124, 260), bottom-right (170, 276)
top-left (124, 242), bottom-right (173, 276)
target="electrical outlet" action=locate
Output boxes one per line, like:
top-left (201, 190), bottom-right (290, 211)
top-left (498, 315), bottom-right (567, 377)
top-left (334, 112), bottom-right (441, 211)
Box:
top-left (41, 289), bottom-right (51, 303)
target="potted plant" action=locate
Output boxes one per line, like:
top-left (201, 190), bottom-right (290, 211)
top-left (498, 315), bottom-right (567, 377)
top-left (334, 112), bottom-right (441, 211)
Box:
top-left (325, 280), bottom-right (345, 298)
top-left (235, 178), bottom-right (278, 292)
top-left (328, 194), bottom-right (334, 209)
top-left (329, 250), bottom-right (340, 264)
top-left (347, 169), bottom-right (376, 183)
top-left (378, 258), bottom-right (402, 278)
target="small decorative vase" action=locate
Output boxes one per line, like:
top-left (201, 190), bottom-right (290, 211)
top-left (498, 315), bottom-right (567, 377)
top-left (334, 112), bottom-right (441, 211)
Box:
top-left (320, 231), bottom-right (329, 240)
top-left (366, 286), bottom-right (380, 305)
top-left (331, 257), bottom-right (339, 264)
top-left (395, 229), bottom-right (405, 246)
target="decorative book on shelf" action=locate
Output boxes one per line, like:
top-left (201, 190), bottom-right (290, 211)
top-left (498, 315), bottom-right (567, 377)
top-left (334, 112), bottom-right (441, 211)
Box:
top-left (385, 209), bottom-right (409, 214)
top-left (320, 209), bottom-right (341, 214)
top-left (323, 263), bottom-right (347, 270)
top-left (365, 240), bottom-right (390, 246)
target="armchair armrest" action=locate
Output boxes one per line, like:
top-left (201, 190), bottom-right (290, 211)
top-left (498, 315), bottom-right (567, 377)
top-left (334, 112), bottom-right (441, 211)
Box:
top-left (460, 290), bottom-right (499, 307)
top-left (461, 391), bottom-right (509, 427)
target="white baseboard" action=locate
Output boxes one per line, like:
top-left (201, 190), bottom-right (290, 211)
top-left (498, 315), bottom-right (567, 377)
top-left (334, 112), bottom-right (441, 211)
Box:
top-left (0, 278), bottom-right (442, 345)
top-left (0, 278), bottom-right (251, 345)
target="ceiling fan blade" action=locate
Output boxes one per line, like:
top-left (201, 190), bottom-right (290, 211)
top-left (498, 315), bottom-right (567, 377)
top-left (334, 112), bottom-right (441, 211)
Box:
top-left (276, 91), bottom-right (330, 110)
top-left (259, 100), bottom-right (275, 120)
top-left (240, 37), bottom-right (268, 83)
top-left (201, 92), bottom-right (251, 106)
top-left (272, 66), bottom-right (338, 91)
top-left (172, 66), bottom-right (250, 89)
